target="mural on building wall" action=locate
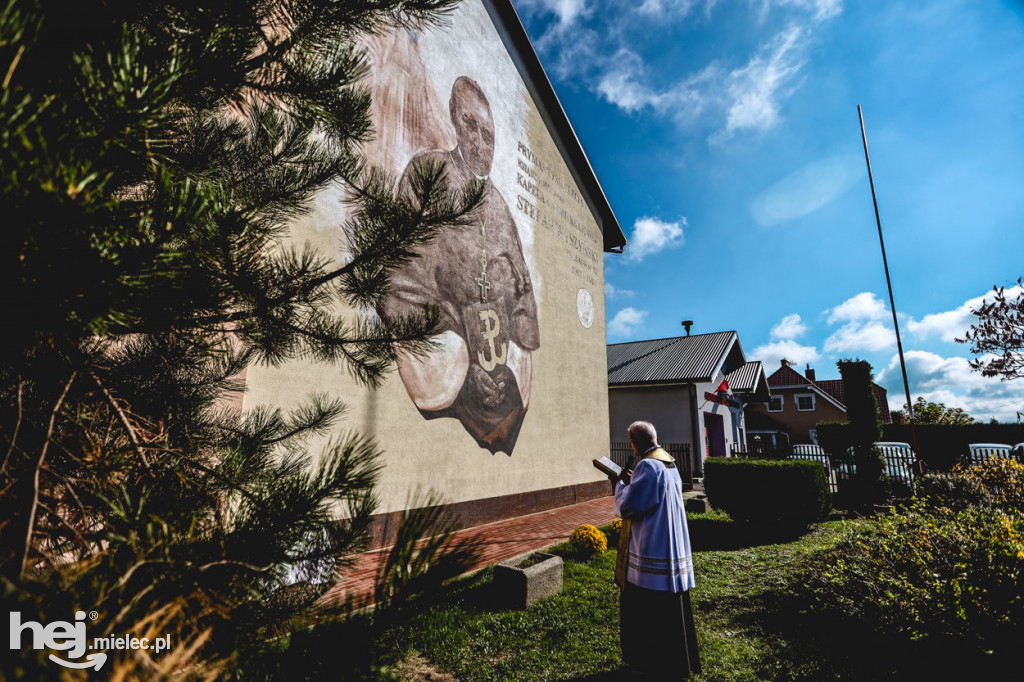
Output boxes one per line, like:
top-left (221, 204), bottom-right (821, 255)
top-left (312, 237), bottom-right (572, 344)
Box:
top-left (364, 31), bottom-right (540, 455)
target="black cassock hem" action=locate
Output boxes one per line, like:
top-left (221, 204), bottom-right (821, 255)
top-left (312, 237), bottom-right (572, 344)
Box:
top-left (620, 582), bottom-right (702, 679)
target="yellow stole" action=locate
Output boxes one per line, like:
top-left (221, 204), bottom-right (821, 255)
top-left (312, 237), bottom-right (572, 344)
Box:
top-left (614, 447), bottom-right (674, 588)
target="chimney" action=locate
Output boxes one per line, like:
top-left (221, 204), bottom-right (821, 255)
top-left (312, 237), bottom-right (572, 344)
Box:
top-left (681, 320), bottom-right (693, 336)
top-left (806, 364), bottom-right (816, 382)
top-left (780, 358), bottom-right (790, 368)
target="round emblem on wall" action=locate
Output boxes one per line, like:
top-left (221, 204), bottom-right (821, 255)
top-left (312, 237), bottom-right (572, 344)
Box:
top-left (576, 288), bottom-right (595, 329)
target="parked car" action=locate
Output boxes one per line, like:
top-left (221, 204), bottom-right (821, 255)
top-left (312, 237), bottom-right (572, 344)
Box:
top-left (787, 444), bottom-right (829, 470)
top-left (966, 443), bottom-right (1013, 465)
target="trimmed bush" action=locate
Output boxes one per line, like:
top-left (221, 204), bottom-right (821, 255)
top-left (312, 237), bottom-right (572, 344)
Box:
top-left (703, 458), bottom-right (831, 527)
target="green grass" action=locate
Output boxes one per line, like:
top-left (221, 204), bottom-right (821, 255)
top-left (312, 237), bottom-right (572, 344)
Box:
top-left (269, 511), bottom-right (1012, 680)
top-left (372, 513), bottom-right (873, 681)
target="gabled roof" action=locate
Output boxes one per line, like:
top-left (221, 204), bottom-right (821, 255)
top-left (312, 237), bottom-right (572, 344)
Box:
top-left (607, 331), bottom-right (740, 386)
top-left (815, 379), bottom-right (893, 423)
top-left (726, 361), bottom-right (770, 402)
top-left (766, 364), bottom-right (892, 423)
top-left (767, 364), bottom-right (812, 387)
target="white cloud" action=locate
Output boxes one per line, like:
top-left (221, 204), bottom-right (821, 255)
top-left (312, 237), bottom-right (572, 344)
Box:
top-left (595, 51), bottom-right (720, 126)
top-left (527, 0), bottom-right (839, 141)
top-left (750, 340), bottom-right (820, 371)
top-left (878, 350), bottom-right (1024, 423)
top-left (751, 154), bottom-right (863, 226)
top-left (908, 283), bottom-right (1024, 342)
top-left (609, 307), bottom-right (648, 338)
top-left (820, 293), bottom-right (897, 354)
top-left (605, 282), bottom-right (636, 299)
top-left (596, 49), bottom-right (659, 113)
top-left (717, 25), bottom-right (806, 139)
top-left (770, 313), bottom-right (807, 340)
top-left (827, 292), bottom-right (890, 324)
top-left (625, 216), bottom-right (686, 262)
top-left (638, 0), bottom-right (699, 18)
top-left (764, 0), bottom-right (842, 22)
top-left (823, 320), bottom-right (896, 354)
top-left (517, 0), bottom-right (589, 26)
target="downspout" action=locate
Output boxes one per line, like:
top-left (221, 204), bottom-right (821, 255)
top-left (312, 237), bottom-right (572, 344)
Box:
top-left (689, 383), bottom-right (701, 480)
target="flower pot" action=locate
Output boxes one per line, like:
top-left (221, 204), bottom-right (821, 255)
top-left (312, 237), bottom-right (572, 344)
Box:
top-left (493, 551), bottom-right (563, 609)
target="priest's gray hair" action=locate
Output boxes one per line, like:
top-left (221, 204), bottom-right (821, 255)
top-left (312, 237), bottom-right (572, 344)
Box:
top-left (628, 421), bottom-right (658, 451)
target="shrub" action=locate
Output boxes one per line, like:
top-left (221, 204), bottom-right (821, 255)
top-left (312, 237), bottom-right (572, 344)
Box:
top-left (796, 502), bottom-right (1024, 650)
top-left (797, 459), bottom-right (1024, 652)
top-left (703, 459), bottom-right (831, 528)
top-left (917, 458), bottom-right (1024, 514)
top-left (603, 518), bottom-right (623, 546)
top-left (569, 524), bottom-right (607, 557)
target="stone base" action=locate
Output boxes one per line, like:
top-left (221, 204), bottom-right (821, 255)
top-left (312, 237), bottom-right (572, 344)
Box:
top-left (685, 497), bottom-right (711, 514)
top-left (493, 551), bottom-right (563, 609)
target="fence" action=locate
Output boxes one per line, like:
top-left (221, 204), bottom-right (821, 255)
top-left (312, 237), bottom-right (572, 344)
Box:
top-left (610, 442), bottom-right (693, 490)
top-left (728, 443), bottom-right (918, 494)
top-left (725, 440), bottom-right (1024, 495)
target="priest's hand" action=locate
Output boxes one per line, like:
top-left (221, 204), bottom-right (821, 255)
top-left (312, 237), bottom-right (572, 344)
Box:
top-left (467, 364), bottom-right (508, 408)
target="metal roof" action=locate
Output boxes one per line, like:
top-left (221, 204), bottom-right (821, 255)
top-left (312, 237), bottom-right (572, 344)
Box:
top-left (726, 361), bottom-right (762, 392)
top-left (765, 365), bottom-right (893, 423)
top-left (608, 332), bottom-right (738, 385)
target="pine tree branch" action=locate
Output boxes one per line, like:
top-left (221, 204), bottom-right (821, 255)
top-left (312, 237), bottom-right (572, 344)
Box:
top-left (20, 371), bottom-right (77, 579)
top-left (3, 44), bottom-right (26, 90)
top-left (89, 370), bottom-right (153, 469)
top-left (36, 501), bottom-right (92, 560)
top-left (1, 379), bottom-right (24, 476)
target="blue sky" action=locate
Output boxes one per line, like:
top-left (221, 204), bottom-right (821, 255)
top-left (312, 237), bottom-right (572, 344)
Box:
top-left (512, 0), bottom-right (1024, 422)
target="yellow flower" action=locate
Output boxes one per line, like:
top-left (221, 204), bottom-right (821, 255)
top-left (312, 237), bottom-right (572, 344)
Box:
top-left (570, 524), bottom-right (608, 556)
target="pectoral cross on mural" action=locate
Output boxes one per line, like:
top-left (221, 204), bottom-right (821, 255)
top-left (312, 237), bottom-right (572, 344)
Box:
top-left (475, 266), bottom-right (491, 303)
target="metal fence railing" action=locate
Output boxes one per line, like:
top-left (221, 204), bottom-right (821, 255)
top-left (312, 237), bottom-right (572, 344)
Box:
top-left (965, 443), bottom-right (1022, 466)
top-left (786, 445), bottom-right (842, 493)
top-left (721, 441), bottom-right (1024, 495)
top-left (730, 441), bottom-right (788, 458)
top-left (727, 442), bottom-right (919, 494)
top-left (610, 442), bottom-right (693, 490)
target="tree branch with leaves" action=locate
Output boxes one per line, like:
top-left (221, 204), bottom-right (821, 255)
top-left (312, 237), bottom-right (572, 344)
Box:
top-left (958, 278), bottom-right (1024, 381)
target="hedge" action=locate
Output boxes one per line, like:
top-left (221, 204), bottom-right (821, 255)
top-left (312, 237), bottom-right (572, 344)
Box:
top-left (703, 458), bottom-right (831, 527)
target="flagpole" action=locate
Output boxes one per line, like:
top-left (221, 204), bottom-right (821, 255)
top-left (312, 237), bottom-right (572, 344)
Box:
top-left (858, 105), bottom-right (921, 462)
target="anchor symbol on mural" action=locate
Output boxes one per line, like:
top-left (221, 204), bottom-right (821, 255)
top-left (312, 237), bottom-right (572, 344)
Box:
top-left (477, 309), bottom-right (507, 371)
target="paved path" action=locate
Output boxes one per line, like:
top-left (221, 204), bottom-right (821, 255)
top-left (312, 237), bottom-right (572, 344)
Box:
top-left (321, 495), bottom-right (618, 608)
top-left (321, 481), bottom-right (706, 608)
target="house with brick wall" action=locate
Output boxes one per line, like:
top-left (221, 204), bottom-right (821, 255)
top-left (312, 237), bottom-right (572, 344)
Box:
top-left (747, 359), bottom-right (891, 446)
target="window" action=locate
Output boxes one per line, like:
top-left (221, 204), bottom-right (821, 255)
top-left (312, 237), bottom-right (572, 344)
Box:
top-left (768, 395), bottom-right (783, 412)
top-left (796, 394), bottom-right (815, 411)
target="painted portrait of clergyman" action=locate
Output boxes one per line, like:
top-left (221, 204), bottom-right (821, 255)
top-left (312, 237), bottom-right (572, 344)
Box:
top-left (380, 76), bottom-right (540, 454)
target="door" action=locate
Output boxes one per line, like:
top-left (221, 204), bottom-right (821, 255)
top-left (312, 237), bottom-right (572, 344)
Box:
top-left (703, 412), bottom-right (726, 458)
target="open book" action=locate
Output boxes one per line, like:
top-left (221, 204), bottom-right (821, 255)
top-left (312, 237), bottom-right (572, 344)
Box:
top-left (592, 457), bottom-right (623, 479)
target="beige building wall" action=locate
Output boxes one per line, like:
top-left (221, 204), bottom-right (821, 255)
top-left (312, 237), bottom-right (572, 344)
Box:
top-left (242, 0), bottom-right (612, 518)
